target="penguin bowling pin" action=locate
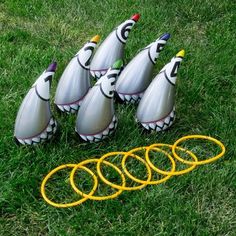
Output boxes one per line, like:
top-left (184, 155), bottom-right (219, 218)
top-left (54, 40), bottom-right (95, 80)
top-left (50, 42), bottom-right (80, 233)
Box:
top-left (136, 50), bottom-right (185, 131)
top-left (90, 14), bottom-right (140, 80)
top-left (14, 62), bottom-right (57, 145)
top-left (115, 33), bottom-right (170, 103)
top-left (75, 60), bottom-right (123, 142)
top-left (55, 35), bottom-right (100, 114)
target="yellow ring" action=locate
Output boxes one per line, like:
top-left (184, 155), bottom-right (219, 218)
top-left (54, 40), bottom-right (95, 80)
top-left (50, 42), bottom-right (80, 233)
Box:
top-left (147, 143), bottom-right (198, 175)
top-left (70, 158), bottom-right (125, 200)
top-left (41, 164), bottom-right (98, 208)
top-left (97, 151), bottom-right (150, 190)
top-left (127, 147), bottom-right (176, 185)
top-left (123, 147), bottom-right (175, 185)
top-left (121, 147), bottom-right (152, 185)
top-left (172, 135), bottom-right (226, 165)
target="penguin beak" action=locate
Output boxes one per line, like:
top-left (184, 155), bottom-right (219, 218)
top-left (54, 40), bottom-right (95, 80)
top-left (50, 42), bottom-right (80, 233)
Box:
top-left (131, 13), bottom-right (140, 22)
top-left (44, 62), bottom-right (57, 86)
top-left (159, 33), bottom-right (171, 41)
top-left (176, 49), bottom-right (185, 58)
top-left (46, 61), bottom-right (57, 72)
top-left (90, 35), bottom-right (100, 44)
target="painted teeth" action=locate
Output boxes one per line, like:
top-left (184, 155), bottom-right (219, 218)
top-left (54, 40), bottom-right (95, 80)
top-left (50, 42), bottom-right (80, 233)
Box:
top-left (95, 71), bottom-right (101, 79)
top-left (32, 137), bottom-right (40, 142)
top-left (70, 104), bottom-right (79, 110)
top-left (149, 123), bottom-right (156, 130)
top-left (158, 121), bottom-right (164, 128)
top-left (102, 130), bottom-right (109, 135)
top-left (50, 118), bottom-right (55, 125)
top-left (140, 108), bottom-right (175, 132)
top-left (101, 70), bottom-right (106, 76)
top-left (141, 123), bottom-right (149, 130)
top-left (118, 94), bottom-right (125, 101)
top-left (57, 103), bottom-right (81, 114)
top-left (118, 92), bottom-right (143, 103)
top-left (78, 116), bottom-right (117, 142)
top-left (87, 136), bottom-right (94, 141)
top-left (125, 95), bottom-right (131, 101)
top-left (58, 105), bottom-right (64, 112)
top-left (63, 105), bottom-right (70, 112)
top-left (17, 139), bottom-right (25, 145)
top-left (109, 122), bottom-right (114, 129)
top-left (16, 117), bottom-right (57, 145)
top-left (46, 126), bottom-right (52, 132)
top-left (90, 71), bottom-right (95, 78)
top-left (132, 95), bottom-right (138, 100)
top-left (40, 132), bottom-right (47, 139)
top-left (24, 139), bottom-right (32, 145)
top-left (90, 70), bottom-right (107, 79)
top-left (165, 116), bottom-right (170, 124)
top-left (94, 134), bottom-right (102, 139)
top-left (79, 135), bottom-right (87, 141)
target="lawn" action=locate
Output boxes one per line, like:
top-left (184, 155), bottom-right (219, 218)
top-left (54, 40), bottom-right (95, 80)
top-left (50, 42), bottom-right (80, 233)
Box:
top-left (0, 0), bottom-right (236, 235)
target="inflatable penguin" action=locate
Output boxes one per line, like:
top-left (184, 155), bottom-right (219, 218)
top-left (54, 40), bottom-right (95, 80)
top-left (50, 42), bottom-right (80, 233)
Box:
top-left (136, 50), bottom-right (185, 131)
top-left (14, 62), bottom-right (57, 145)
top-left (75, 60), bottom-right (123, 142)
top-left (115, 33), bottom-right (170, 103)
top-left (55, 35), bottom-right (100, 114)
top-left (90, 14), bottom-right (140, 80)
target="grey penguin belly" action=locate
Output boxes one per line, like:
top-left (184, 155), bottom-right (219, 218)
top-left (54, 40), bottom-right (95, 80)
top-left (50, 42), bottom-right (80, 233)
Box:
top-left (76, 87), bottom-right (114, 134)
top-left (136, 50), bottom-right (185, 131)
top-left (90, 33), bottom-right (124, 72)
top-left (14, 90), bottom-right (51, 138)
top-left (90, 14), bottom-right (140, 79)
top-left (115, 33), bottom-right (170, 103)
top-left (116, 50), bottom-right (154, 94)
top-left (14, 62), bottom-right (57, 145)
top-left (55, 59), bottom-right (90, 105)
top-left (136, 77), bottom-right (175, 122)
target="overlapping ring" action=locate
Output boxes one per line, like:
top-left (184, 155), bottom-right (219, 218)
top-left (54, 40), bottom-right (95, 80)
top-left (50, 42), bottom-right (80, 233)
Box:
top-left (41, 135), bottom-right (226, 208)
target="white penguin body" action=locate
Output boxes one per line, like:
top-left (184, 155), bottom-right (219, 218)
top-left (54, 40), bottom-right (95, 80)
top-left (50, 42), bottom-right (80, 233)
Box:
top-left (76, 60), bottom-right (123, 142)
top-left (90, 14), bottom-right (140, 80)
top-left (136, 50), bottom-right (185, 131)
top-left (115, 49), bottom-right (154, 102)
top-left (115, 33), bottom-right (170, 103)
top-left (90, 33), bottom-right (124, 78)
top-left (14, 63), bottom-right (57, 145)
top-left (55, 36), bottom-right (100, 113)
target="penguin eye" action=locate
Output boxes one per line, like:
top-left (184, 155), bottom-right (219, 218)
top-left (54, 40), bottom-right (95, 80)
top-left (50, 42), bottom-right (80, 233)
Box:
top-left (83, 46), bottom-right (94, 67)
top-left (170, 61), bottom-right (180, 77)
top-left (107, 73), bottom-right (117, 80)
top-left (44, 76), bottom-right (51, 82)
top-left (120, 22), bottom-right (132, 40)
top-left (156, 43), bottom-right (164, 53)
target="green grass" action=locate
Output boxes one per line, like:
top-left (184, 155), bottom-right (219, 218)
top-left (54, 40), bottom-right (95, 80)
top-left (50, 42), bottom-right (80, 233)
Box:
top-left (0, 0), bottom-right (236, 235)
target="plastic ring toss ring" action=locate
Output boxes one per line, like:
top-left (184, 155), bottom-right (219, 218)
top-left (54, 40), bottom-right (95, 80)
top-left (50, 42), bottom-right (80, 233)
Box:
top-left (41, 164), bottom-right (98, 208)
top-left (97, 151), bottom-right (152, 191)
top-left (122, 147), bottom-right (175, 185)
top-left (70, 158), bottom-right (126, 200)
top-left (121, 147), bottom-right (152, 185)
top-left (147, 143), bottom-right (198, 175)
top-left (172, 135), bottom-right (226, 165)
